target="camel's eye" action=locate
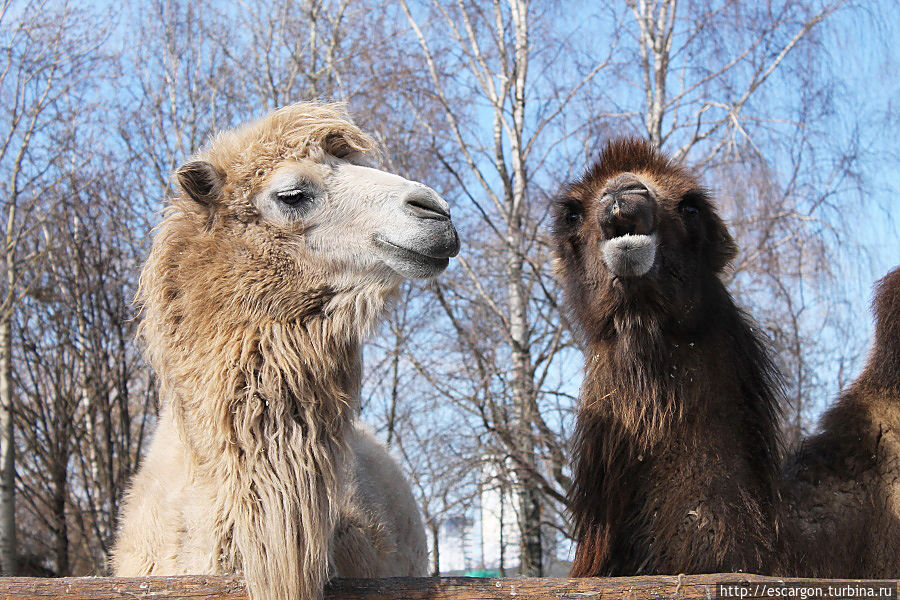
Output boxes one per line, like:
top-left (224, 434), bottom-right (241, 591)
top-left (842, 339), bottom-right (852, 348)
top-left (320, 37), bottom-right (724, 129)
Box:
top-left (566, 209), bottom-right (583, 226)
top-left (558, 199), bottom-right (583, 226)
top-left (679, 203), bottom-right (700, 218)
top-left (553, 197), bottom-right (584, 235)
top-left (276, 187), bottom-right (315, 207)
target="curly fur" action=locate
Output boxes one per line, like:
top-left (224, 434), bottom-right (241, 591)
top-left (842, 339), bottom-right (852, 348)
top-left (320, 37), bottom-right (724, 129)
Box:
top-left (112, 103), bottom-right (428, 600)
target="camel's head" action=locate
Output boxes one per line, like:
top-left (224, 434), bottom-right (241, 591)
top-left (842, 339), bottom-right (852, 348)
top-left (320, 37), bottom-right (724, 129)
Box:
top-left (163, 102), bottom-right (459, 324)
top-left (551, 138), bottom-right (736, 337)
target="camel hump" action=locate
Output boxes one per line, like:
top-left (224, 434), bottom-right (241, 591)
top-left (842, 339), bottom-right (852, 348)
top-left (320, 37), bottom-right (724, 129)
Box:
top-left (873, 267), bottom-right (900, 352)
top-left (863, 266), bottom-right (900, 388)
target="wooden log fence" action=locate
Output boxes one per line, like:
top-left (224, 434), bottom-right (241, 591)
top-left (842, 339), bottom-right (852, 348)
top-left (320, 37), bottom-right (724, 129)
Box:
top-left (0, 574), bottom-right (897, 600)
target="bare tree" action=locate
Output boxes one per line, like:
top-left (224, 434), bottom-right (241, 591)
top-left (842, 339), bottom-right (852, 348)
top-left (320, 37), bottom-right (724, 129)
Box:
top-left (10, 117), bottom-right (154, 575)
top-left (0, 0), bottom-right (112, 573)
top-left (119, 0), bottom-right (242, 197)
top-left (605, 0), bottom-right (873, 440)
top-left (393, 0), bottom-right (617, 575)
top-left (620, 0), bottom-right (845, 161)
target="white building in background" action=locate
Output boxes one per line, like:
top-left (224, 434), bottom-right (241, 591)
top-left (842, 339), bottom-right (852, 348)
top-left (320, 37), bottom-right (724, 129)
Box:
top-left (433, 457), bottom-right (522, 575)
top-left (430, 455), bottom-right (573, 576)
top-left (479, 459), bottom-right (520, 574)
top-left (436, 513), bottom-right (478, 573)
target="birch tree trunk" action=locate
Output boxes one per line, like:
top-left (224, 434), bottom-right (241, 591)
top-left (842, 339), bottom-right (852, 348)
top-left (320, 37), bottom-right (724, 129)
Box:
top-left (0, 312), bottom-right (14, 575)
top-left (505, 0), bottom-right (542, 576)
top-left (629, 0), bottom-right (676, 148)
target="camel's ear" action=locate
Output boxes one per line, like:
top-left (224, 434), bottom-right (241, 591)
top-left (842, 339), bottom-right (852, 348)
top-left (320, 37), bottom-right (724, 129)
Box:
top-left (705, 210), bottom-right (738, 272)
top-left (175, 161), bottom-right (224, 206)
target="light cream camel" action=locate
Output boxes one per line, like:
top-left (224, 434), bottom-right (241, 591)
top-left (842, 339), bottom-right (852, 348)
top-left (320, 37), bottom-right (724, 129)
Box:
top-left (112, 102), bottom-right (458, 600)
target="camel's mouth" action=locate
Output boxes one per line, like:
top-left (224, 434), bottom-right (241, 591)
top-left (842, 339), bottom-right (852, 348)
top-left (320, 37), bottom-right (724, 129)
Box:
top-left (373, 235), bottom-right (454, 279)
top-left (601, 233), bottom-right (657, 278)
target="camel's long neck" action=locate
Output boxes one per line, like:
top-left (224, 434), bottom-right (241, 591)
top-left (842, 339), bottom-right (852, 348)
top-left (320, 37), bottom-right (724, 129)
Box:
top-left (570, 284), bottom-right (783, 576)
top-left (135, 212), bottom-right (394, 600)
top-left (153, 310), bottom-right (362, 600)
top-left (159, 314), bottom-right (361, 449)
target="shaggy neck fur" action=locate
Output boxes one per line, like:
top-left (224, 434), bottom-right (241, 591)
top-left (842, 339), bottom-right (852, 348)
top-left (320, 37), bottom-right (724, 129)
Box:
top-left (138, 207), bottom-right (392, 600)
top-left (569, 273), bottom-right (783, 576)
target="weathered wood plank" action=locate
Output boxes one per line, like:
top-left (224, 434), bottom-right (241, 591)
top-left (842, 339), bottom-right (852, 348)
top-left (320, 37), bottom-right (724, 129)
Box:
top-left (0, 574), bottom-right (894, 600)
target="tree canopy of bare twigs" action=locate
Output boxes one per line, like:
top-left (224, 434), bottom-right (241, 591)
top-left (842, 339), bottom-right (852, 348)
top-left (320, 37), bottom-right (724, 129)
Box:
top-left (0, 0), bottom-right (895, 577)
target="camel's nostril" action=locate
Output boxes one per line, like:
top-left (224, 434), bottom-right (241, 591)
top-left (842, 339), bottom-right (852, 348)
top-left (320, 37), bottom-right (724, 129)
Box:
top-left (404, 190), bottom-right (450, 221)
top-left (613, 220), bottom-right (636, 238)
top-left (600, 198), bottom-right (654, 239)
top-left (601, 211), bottom-right (643, 239)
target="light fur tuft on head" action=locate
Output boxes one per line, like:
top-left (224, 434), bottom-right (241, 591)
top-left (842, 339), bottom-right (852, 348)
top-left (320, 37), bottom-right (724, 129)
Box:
top-left (192, 102), bottom-right (379, 201)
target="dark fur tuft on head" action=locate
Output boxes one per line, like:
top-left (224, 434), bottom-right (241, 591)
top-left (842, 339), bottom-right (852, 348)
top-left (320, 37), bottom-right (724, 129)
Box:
top-left (586, 138), bottom-right (688, 190)
top-left (552, 139), bottom-right (671, 235)
top-left (553, 139), bottom-right (695, 232)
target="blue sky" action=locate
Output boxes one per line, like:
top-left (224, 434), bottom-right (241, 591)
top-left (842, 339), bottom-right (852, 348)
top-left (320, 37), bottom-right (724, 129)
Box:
top-left (818, 1), bottom-right (899, 394)
top-left (96, 0), bottom-right (899, 418)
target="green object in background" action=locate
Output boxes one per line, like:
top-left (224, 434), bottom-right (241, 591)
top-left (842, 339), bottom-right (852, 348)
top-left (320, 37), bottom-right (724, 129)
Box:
top-left (464, 569), bottom-right (501, 578)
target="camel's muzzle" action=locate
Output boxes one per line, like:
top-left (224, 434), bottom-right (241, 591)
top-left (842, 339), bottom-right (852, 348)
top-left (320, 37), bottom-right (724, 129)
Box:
top-left (601, 234), bottom-right (657, 278)
top-left (374, 186), bottom-right (460, 279)
top-left (597, 173), bottom-right (657, 277)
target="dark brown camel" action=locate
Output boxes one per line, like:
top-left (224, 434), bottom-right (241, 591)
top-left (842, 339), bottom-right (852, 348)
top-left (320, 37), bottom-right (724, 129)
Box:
top-left (553, 138), bottom-right (784, 576)
top-left (554, 137), bottom-right (900, 578)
